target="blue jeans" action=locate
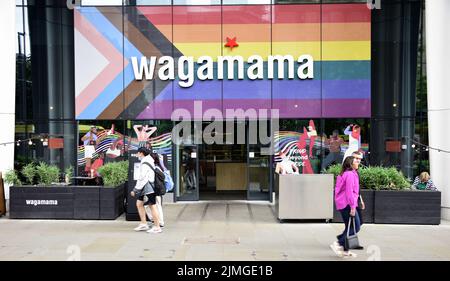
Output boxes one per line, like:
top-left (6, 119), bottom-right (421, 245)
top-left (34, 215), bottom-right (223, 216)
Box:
top-left (337, 205), bottom-right (361, 250)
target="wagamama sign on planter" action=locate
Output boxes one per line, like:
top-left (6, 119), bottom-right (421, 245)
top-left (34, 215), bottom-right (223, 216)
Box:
top-left (131, 55), bottom-right (314, 88)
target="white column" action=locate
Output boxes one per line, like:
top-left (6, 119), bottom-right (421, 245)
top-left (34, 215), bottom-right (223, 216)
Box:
top-left (0, 0), bottom-right (16, 200)
top-left (426, 0), bottom-right (450, 220)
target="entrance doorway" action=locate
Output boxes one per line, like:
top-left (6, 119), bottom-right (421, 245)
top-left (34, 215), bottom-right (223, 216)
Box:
top-left (199, 143), bottom-right (247, 200)
top-left (174, 121), bottom-right (272, 201)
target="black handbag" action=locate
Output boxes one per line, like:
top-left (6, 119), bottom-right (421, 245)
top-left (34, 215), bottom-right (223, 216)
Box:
top-left (345, 216), bottom-right (360, 250)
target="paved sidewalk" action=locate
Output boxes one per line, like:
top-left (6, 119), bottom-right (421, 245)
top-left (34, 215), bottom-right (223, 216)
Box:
top-left (1, 201), bottom-right (450, 261)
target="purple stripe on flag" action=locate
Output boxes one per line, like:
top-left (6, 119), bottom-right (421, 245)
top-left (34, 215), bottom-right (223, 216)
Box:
top-left (322, 99), bottom-right (371, 117)
top-left (174, 80), bottom-right (221, 100)
top-left (136, 100), bottom-right (173, 119)
top-left (171, 79), bottom-right (370, 100)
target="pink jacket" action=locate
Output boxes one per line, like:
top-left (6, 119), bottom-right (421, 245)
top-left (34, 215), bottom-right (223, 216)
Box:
top-left (334, 170), bottom-right (360, 210)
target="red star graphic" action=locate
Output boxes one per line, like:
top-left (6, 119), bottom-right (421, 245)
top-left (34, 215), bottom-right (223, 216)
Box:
top-left (225, 37), bottom-right (239, 50)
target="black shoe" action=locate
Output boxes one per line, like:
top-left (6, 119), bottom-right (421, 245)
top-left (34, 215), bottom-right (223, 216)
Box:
top-left (353, 245), bottom-right (364, 250)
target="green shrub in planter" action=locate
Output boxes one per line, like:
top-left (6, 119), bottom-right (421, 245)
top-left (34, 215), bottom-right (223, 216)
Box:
top-left (359, 166), bottom-right (390, 190)
top-left (64, 166), bottom-right (74, 184)
top-left (384, 167), bottom-right (410, 190)
top-left (325, 164), bottom-right (341, 180)
top-left (4, 169), bottom-right (22, 185)
top-left (97, 161), bottom-right (129, 187)
top-left (325, 165), bottom-right (411, 190)
top-left (35, 162), bottom-right (60, 185)
top-left (22, 163), bottom-right (37, 185)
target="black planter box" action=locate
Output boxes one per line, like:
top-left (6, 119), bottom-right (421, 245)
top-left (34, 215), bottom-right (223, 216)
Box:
top-left (73, 186), bottom-right (100, 219)
top-left (100, 184), bottom-right (125, 220)
top-left (333, 190), bottom-right (374, 224)
top-left (9, 185), bottom-right (125, 220)
top-left (9, 186), bottom-right (74, 219)
top-left (374, 190), bottom-right (441, 225)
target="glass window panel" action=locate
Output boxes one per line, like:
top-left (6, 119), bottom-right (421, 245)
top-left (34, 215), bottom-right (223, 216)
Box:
top-left (321, 3), bottom-right (371, 118)
top-left (174, 0), bottom-right (221, 5)
top-left (272, 4), bottom-right (321, 118)
top-left (124, 6), bottom-right (173, 120)
top-left (136, 0), bottom-right (171, 5)
top-left (223, 0), bottom-right (272, 5)
top-left (222, 4), bottom-right (271, 114)
top-left (75, 6), bottom-right (124, 120)
top-left (82, 0), bottom-right (123, 6)
top-left (276, 119), bottom-right (322, 174)
top-left (173, 5), bottom-right (222, 117)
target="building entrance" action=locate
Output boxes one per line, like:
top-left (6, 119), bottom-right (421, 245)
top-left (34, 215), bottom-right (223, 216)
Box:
top-left (174, 121), bottom-right (272, 202)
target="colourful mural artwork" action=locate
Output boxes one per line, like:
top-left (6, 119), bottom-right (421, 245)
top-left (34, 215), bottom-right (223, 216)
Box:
top-left (274, 129), bottom-right (369, 174)
top-left (77, 129), bottom-right (172, 167)
top-left (75, 4), bottom-right (371, 120)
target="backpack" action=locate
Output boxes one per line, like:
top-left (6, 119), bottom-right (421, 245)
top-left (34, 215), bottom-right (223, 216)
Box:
top-left (143, 162), bottom-right (166, 196)
top-left (163, 169), bottom-right (174, 192)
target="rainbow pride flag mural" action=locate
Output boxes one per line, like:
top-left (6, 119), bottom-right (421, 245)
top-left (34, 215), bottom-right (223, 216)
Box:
top-left (75, 4), bottom-right (370, 120)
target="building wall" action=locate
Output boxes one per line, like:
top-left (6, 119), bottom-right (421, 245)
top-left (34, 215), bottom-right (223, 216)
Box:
top-left (0, 0), bottom-right (16, 199)
top-left (426, 0), bottom-right (450, 220)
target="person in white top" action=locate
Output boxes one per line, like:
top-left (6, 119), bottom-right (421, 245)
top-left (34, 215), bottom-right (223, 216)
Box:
top-left (131, 147), bottom-right (162, 233)
top-left (275, 152), bottom-right (299, 175)
top-left (343, 124), bottom-right (361, 163)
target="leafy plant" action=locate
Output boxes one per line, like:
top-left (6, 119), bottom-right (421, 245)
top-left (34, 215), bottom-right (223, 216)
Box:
top-left (22, 163), bottom-right (37, 185)
top-left (64, 166), bottom-right (74, 184)
top-left (65, 166), bottom-right (74, 179)
top-left (97, 161), bottom-right (129, 187)
top-left (325, 164), bottom-right (341, 180)
top-left (325, 165), bottom-right (411, 190)
top-left (35, 162), bottom-right (60, 185)
top-left (384, 167), bottom-right (410, 190)
top-left (3, 169), bottom-right (22, 186)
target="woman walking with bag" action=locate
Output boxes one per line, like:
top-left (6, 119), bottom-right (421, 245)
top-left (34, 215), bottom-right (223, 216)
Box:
top-left (330, 156), bottom-right (362, 258)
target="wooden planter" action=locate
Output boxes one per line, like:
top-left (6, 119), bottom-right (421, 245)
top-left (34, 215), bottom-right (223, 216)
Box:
top-left (333, 189), bottom-right (374, 224)
top-left (374, 190), bottom-right (441, 225)
top-left (9, 185), bottom-right (125, 220)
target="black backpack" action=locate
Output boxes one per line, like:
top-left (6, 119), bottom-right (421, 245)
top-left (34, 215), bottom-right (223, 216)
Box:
top-left (143, 162), bottom-right (166, 196)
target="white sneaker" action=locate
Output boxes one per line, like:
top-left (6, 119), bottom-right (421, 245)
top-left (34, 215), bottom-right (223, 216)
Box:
top-left (333, 241), bottom-right (344, 251)
top-left (134, 224), bottom-right (150, 231)
top-left (342, 251), bottom-right (358, 258)
top-left (147, 227), bottom-right (162, 234)
top-left (330, 243), bottom-right (344, 257)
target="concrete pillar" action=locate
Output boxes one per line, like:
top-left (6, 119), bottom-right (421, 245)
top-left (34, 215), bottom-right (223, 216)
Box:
top-left (0, 1), bottom-right (16, 200)
top-left (426, 0), bottom-right (450, 220)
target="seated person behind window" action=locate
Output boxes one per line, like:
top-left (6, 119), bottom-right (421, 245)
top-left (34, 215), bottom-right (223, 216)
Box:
top-left (275, 152), bottom-right (299, 175)
top-left (412, 172), bottom-right (437, 191)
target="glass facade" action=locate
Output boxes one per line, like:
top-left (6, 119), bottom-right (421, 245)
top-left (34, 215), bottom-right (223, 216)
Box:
top-left (15, 0), bottom-right (427, 200)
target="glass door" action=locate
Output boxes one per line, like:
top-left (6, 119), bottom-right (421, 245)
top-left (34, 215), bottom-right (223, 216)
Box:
top-left (175, 144), bottom-right (199, 201)
top-left (247, 120), bottom-right (272, 201)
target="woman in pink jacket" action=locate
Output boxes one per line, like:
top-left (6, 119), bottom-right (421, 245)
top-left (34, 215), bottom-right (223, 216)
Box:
top-left (331, 156), bottom-right (362, 258)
